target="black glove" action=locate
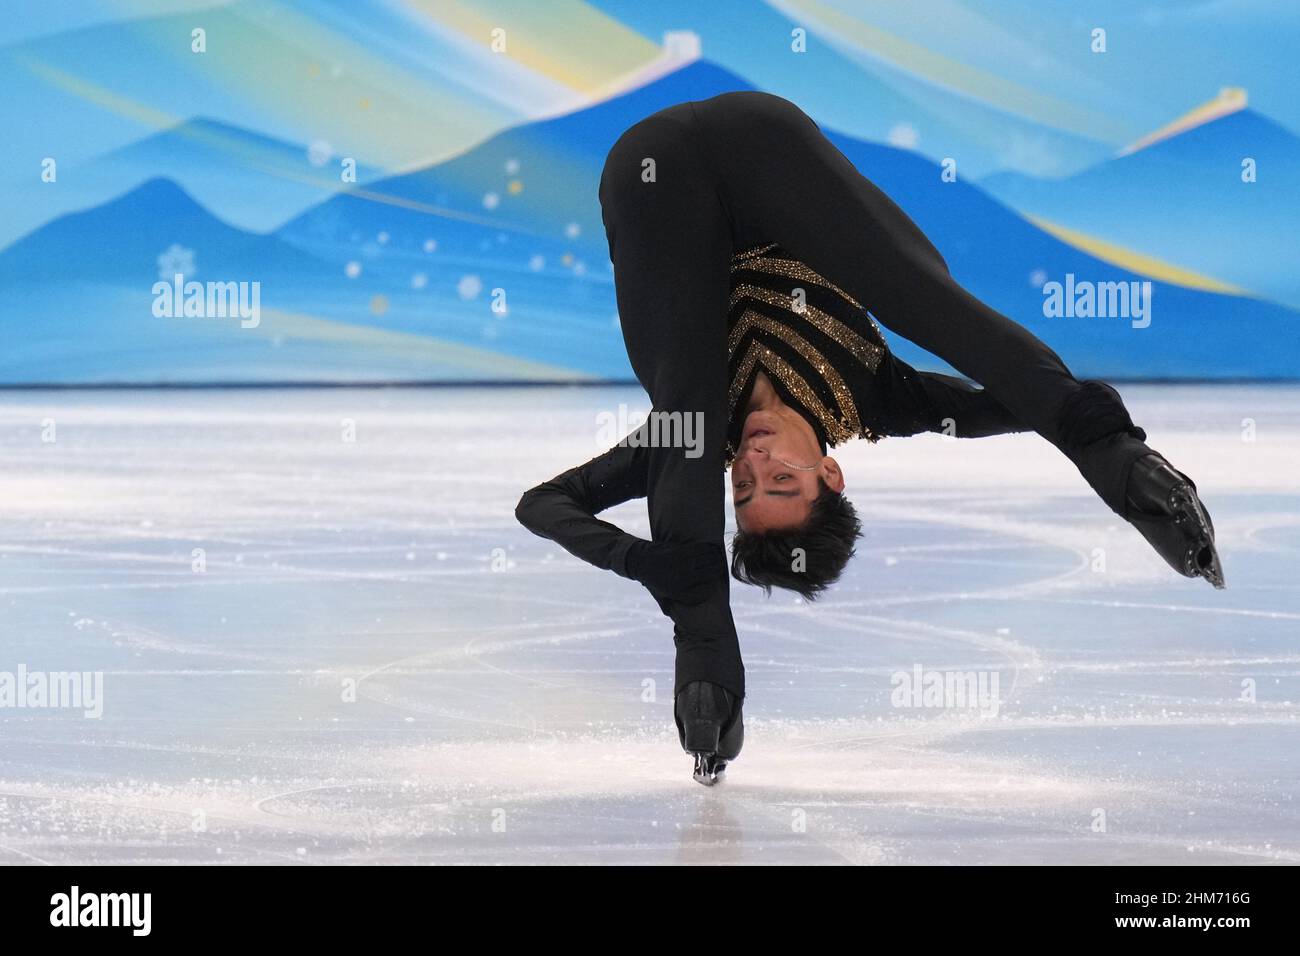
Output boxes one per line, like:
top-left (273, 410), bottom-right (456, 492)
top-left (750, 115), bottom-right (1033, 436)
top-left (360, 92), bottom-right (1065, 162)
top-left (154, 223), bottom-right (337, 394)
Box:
top-left (625, 539), bottom-right (727, 607)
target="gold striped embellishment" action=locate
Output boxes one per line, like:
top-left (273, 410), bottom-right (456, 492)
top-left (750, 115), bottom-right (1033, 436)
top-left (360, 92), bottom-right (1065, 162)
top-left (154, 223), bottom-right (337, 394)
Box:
top-left (728, 282), bottom-right (885, 372)
top-left (733, 253), bottom-right (865, 313)
top-left (730, 242), bottom-right (780, 266)
top-left (727, 340), bottom-right (878, 456)
top-left (728, 308), bottom-right (861, 437)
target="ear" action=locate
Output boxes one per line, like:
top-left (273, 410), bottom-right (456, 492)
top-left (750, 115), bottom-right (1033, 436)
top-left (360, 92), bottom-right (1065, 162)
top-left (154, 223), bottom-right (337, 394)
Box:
top-left (820, 456), bottom-right (845, 493)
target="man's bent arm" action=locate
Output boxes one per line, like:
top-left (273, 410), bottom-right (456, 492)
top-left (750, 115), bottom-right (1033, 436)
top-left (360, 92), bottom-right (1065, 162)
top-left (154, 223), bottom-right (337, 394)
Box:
top-left (515, 426), bottom-right (651, 579)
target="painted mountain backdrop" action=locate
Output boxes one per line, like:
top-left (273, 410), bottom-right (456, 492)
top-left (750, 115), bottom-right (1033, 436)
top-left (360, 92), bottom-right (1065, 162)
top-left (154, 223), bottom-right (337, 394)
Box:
top-left (1, 0), bottom-right (1296, 383)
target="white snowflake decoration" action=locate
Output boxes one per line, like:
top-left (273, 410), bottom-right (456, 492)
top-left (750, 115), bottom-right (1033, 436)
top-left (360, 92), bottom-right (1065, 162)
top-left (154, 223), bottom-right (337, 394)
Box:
top-left (157, 243), bottom-right (196, 280)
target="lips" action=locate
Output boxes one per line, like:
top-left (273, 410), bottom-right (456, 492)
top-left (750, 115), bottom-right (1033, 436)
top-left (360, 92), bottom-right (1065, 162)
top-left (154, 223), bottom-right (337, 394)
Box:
top-left (745, 427), bottom-right (775, 440)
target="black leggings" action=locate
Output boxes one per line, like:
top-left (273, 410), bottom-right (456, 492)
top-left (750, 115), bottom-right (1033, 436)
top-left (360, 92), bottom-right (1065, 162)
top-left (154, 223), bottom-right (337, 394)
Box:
top-left (601, 90), bottom-right (1151, 519)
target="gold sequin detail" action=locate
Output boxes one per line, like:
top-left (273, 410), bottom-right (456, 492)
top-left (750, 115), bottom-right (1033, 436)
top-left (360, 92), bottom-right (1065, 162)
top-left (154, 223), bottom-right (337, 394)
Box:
top-left (725, 245), bottom-right (889, 464)
top-left (729, 341), bottom-right (853, 442)
top-left (733, 254), bottom-right (863, 312)
top-left (726, 340), bottom-right (880, 464)
top-left (730, 242), bottom-right (780, 265)
top-left (731, 248), bottom-right (886, 340)
top-left (729, 308), bottom-right (861, 433)
top-left (729, 282), bottom-right (884, 372)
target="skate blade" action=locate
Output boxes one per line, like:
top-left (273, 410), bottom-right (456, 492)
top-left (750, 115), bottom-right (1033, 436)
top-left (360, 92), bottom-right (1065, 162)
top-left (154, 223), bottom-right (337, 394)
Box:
top-left (691, 752), bottom-right (727, 787)
top-left (1192, 531), bottom-right (1226, 590)
top-left (1199, 544), bottom-right (1226, 590)
top-left (1173, 484), bottom-right (1226, 590)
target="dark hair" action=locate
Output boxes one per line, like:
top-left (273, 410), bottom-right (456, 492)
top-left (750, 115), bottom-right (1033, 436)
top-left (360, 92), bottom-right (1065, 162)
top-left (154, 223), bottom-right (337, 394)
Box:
top-left (730, 477), bottom-right (862, 600)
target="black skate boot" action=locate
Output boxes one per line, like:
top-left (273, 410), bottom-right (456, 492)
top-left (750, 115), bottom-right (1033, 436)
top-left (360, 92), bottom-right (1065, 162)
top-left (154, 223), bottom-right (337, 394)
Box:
top-left (1125, 453), bottom-right (1225, 589)
top-left (674, 681), bottom-right (744, 787)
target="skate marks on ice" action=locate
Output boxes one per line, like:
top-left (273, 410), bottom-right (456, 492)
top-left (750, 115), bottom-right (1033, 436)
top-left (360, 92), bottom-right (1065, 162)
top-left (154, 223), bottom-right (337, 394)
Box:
top-left (0, 715), bottom-right (1294, 865)
top-left (0, 722), bottom-right (1100, 866)
top-left (0, 386), bottom-right (1297, 864)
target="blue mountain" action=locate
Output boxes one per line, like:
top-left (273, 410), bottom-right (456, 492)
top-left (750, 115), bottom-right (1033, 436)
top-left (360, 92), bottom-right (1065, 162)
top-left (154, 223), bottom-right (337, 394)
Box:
top-left (279, 59), bottom-right (1300, 380)
top-left (0, 61), bottom-right (1295, 383)
top-left (978, 108), bottom-right (1300, 308)
top-left (824, 124), bottom-right (1299, 379)
top-left (0, 178), bottom-right (588, 384)
top-left (72, 117), bottom-right (387, 235)
top-left (0, 176), bottom-right (334, 285)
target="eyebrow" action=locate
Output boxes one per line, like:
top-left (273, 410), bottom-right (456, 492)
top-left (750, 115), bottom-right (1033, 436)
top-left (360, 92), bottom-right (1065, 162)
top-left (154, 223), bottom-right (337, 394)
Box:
top-left (734, 490), bottom-right (801, 508)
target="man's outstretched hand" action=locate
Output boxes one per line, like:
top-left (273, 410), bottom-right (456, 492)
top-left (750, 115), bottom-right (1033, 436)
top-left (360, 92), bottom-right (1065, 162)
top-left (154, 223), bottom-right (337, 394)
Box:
top-left (626, 539), bottom-right (728, 607)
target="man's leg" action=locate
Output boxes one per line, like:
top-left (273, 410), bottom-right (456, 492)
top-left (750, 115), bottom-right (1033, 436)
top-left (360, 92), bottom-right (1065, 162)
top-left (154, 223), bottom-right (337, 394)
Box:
top-left (598, 105), bottom-right (745, 698)
top-left (692, 91), bottom-right (1150, 518)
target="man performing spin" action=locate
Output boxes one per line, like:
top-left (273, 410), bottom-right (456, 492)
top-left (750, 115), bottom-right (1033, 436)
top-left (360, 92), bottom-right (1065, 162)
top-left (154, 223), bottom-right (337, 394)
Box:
top-left (516, 91), bottom-right (1223, 786)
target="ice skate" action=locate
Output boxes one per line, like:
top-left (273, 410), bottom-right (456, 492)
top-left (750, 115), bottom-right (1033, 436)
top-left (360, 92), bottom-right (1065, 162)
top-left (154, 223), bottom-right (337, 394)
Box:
top-left (1125, 453), bottom-right (1225, 589)
top-left (674, 681), bottom-right (744, 787)
top-left (692, 752), bottom-right (728, 787)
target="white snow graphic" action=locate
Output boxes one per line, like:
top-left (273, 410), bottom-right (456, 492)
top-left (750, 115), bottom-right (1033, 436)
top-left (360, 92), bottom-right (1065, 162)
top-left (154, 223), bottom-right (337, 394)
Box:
top-left (156, 243), bottom-right (196, 280)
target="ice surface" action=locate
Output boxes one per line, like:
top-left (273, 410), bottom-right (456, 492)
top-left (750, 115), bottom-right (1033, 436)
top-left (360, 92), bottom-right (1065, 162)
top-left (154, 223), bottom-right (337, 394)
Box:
top-left (0, 385), bottom-right (1296, 865)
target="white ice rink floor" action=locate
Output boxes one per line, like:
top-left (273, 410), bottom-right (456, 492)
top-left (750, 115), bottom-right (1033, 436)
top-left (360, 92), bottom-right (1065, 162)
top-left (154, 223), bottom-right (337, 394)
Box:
top-left (0, 385), bottom-right (1296, 865)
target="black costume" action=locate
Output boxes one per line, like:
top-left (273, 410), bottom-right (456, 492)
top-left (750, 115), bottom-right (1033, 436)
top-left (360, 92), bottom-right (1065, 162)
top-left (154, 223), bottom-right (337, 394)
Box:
top-left (516, 91), bottom-right (1192, 708)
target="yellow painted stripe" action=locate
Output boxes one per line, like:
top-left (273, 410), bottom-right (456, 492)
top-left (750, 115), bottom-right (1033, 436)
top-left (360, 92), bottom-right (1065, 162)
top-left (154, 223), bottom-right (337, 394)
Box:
top-left (773, 0), bottom-right (1128, 141)
top-left (1117, 88), bottom-right (1246, 156)
top-left (20, 55), bottom-right (180, 127)
top-left (259, 308), bottom-right (601, 380)
top-left (404, 0), bottom-right (660, 93)
top-left (1024, 214), bottom-right (1253, 295)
